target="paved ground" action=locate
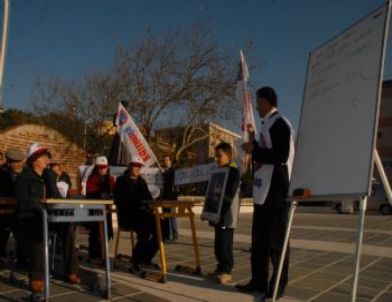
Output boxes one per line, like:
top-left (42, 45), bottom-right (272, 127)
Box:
top-left (0, 207), bottom-right (391, 301)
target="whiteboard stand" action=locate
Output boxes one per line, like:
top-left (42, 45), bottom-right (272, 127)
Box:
top-left (272, 148), bottom-right (392, 302)
top-left (272, 200), bottom-right (297, 302)
top-left (350, 195), bottom-right (368, 302)
top-left (374, 150), bottom-right (392, 205)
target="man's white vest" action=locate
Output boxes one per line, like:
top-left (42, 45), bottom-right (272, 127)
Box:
top-left (253, 113), bottom-right (295, 205)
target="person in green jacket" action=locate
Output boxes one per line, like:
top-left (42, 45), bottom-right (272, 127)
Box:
top-left (15, 143), bottom-right (79, 298)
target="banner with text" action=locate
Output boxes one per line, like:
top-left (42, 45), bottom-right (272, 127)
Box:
top-left (79, 165), bottom-right (162, 199)
top-left (174, 163), bottom-right (217, 185)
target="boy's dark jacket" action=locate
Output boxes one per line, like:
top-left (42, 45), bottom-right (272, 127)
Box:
top-left (215, 162), bottom-right (241, 228)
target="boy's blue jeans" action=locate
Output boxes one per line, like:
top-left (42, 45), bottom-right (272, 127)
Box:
top-left (214, 226), bottom-right (234, 274)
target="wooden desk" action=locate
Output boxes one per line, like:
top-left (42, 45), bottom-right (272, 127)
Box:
top-left (42, 199), bottom-right (113, 301)
top-left (147, 200), bottom-right (201, 283)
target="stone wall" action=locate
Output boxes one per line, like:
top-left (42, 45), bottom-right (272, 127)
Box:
top-left (0, 123), bottom-right (85, 190)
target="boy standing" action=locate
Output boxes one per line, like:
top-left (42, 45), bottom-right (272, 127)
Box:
top-left (209, 142), bottom-right (241, 284)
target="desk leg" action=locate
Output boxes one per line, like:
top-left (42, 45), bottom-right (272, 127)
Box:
top-left (189, 208), bottom-right (201, 274)
top-left (114, 227), bottom-right (120, 259)
top-left (99, 222), bottom-right (105, 262)
top-left (103, 212), bottom-right (111, 300)
top-left (42, 208), bottom-right (50, 301)
top-left (154, 209), bottom-right (167, 282)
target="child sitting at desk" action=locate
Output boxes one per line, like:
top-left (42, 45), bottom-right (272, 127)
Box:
top-left (208, 142), bottom-right (241, 284)
top-left (114, 156), bottom-right (167, 272)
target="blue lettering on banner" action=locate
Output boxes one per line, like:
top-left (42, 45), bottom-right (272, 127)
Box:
top-left (254, 178), bottom-right (263, 188)
top-left (124, 126), bottom-right (135, 136)
top-left (119, 110), bottom-right (128, 126)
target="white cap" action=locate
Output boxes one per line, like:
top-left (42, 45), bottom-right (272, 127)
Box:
top-left (130, 156), bottom-right (144, 166)
top-left (27, 143), bottom-right (48, 160)
top-left (95, 156), bottom-right (108, 167)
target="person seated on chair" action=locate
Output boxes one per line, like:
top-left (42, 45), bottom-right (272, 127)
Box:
top-left (114, 156), bottom-right (168, 272)
top-left (15, 144), bottom-right (79, 297)
top-left (85, 156), bottom-right (115, 262)
top-left (50, 163), bottom-right (72, 199)
top-left (0, 148), bottom-right (25, 261)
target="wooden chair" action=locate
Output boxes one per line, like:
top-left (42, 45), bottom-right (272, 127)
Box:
top-left (114, 227), bottom-right (136, 260)
top-left (108, 205), bottom-right (136, 261)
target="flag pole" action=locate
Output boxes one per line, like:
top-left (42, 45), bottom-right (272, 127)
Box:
top-left (240, 50), bottom-right (252, 176)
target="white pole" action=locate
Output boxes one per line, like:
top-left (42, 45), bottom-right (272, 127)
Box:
top-left (272, 201), bottom-right (297, 302)
top-left (374, 149), bottom-right (392, 204)
top-left (0, 0), bottom-right (10, 111)
top-left (350, 196), bottom-right (368, 302)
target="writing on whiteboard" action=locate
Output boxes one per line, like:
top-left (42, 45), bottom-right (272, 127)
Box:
top-left (307, 22), bottom-right (377, 101)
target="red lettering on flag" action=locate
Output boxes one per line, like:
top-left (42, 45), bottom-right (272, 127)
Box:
top-left (129, 133), bottom-right (151, 162)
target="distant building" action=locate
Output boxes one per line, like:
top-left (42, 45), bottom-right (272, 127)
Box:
top-left (155, 122), bottom-right (241, 165)
top-left (378, 80), bottom-right (392, 181)
top-left (0, 123), bottom-right (85, 190)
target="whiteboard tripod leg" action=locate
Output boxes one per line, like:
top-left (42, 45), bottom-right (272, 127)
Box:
top-left (374, 150), bottom-right (392, 205)
top-left (272, 201), bottom-right (297, 302)
top-left (350, 196), bottom-right (368, 302)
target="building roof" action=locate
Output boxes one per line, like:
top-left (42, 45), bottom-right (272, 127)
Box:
top-left (208, 122), bottom-right (241, 139)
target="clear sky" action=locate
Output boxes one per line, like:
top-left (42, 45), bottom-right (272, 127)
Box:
top-left (2, 0), bottom-right (392, 130)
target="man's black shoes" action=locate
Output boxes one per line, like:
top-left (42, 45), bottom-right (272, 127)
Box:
top-left (266, 286), bottom-right (286, 300)
top-left (235, 282), bottom-right (266, 294)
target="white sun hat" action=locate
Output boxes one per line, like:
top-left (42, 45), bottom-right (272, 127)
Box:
top-left (26, 143), bottom-right (48, 160)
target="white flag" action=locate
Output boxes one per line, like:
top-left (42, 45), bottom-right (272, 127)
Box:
top-left (114, 103), bottom-right (159, 167)
top-left (236, 50), bottom-right (256, 142)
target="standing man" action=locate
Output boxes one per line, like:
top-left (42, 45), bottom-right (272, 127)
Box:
top-left (236, 87), bottom-right (295, 301)
top-left (161, 156), bottom-right (179, 241)
top-left (0, 148), bottom-right (25, 258)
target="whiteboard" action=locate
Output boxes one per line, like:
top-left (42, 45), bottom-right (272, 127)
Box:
top-left (289, 3), bottom-right (391, 200)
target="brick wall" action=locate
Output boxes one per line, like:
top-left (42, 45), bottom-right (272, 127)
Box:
top-left (0, 123), bottom-right (85, 189)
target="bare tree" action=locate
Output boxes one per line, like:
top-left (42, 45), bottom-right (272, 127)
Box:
top-left (31, 24), bottom-right (248, 161)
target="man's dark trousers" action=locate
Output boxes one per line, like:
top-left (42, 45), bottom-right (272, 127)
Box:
top-left (250, 203), bottom-right (290, 292)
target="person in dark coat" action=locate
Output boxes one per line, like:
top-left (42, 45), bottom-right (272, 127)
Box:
top-left (236, 87), bottom-right (295, 301)
top-left (86, 156), bottom-right (115, 261)
top-left (161, 155), bottom-right (179, 241)
top-left (0, 148), bottom-right (25, 258)
top-left (15, 144), bottom-right (79, 296)
top-left (114, 156), bottom-right (167, 271)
